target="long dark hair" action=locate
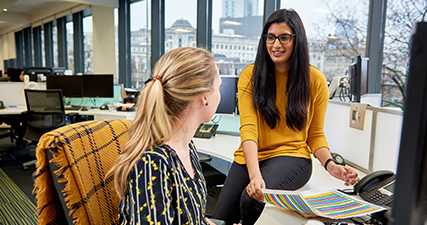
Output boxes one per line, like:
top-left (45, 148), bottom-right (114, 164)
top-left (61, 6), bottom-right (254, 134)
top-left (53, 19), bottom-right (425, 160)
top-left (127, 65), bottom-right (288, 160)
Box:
top-left (252, 9), bottom-right (310, 130)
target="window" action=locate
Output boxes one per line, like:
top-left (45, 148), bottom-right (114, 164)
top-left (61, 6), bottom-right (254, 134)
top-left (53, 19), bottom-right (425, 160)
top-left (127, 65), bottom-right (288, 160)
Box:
top-left (130, 0), bottom-right (151, 88)
top-left (83, 15), bottom-right (93, 74)
top-left (40, 27), bottom-right (45, 67)
top-left (165, 0), bottom-right (197, 52)
top-left (280, 0), bottom-right (368, 83)
top-left (66, 21), bottom-right (74, 74)
top-left (212, 0), bottom-right (264, 75)
top-left (52, 23), bottom-right (58, 67)
top-left (381, 0), bottom-right (425, 109)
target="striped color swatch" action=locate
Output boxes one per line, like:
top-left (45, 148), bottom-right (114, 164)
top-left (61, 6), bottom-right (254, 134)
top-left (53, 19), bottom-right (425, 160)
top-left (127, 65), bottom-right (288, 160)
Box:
top-left (304, 191), bottom-right (384, 219)
top-left (263, 189), bottom-right (386, 219)
top-left (264, 191), bottom-right (316, 216)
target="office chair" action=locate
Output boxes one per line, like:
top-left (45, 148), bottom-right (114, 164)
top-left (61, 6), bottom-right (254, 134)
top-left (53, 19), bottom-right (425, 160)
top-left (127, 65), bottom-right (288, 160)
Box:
top-left (33, 119), bottom-right (130, 224)
top-left (0, 124), bottom-right (15, 160)
top-left (199, 153), bottom-right (227, 217)
top-left (22, 89), bottom-right (67, 169)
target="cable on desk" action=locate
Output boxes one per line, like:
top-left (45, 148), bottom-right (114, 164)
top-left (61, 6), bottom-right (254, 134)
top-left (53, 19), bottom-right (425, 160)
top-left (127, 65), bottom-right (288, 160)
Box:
top-left (211, 115), bottom-right (221, 124)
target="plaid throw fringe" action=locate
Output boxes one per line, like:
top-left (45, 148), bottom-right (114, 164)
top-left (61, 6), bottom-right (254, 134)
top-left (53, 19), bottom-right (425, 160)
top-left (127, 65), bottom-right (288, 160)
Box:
top-left (33, 119), bottom-right (130, 225)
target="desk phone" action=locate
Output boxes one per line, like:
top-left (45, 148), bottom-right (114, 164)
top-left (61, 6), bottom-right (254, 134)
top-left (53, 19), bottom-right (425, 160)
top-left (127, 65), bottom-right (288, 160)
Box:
top-left (194, 123), bottom-right (219, 138)
top-left (354, 170), bottom-right (395, 207)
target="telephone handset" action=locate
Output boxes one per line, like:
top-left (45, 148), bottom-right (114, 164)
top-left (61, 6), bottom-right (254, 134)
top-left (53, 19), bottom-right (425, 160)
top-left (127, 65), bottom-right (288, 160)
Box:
top-left (353, 170), bottom-right (395, 207)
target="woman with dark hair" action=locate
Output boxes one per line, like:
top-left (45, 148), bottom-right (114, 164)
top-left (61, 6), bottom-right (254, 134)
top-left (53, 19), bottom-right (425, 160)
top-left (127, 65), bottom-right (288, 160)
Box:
top-left (213, 9), bottom-right (359, 224)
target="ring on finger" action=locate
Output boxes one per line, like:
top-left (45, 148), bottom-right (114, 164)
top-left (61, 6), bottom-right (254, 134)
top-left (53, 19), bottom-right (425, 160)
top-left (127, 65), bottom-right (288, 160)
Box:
top-left (248, 188), bottom-right (252, 192)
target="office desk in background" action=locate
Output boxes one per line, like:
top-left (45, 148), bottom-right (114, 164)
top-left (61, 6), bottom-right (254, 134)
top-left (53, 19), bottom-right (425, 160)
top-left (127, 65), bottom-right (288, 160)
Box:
top-left (0, 107), bottom-right (135, 120)
top-left (0, 82), bottom-right (46, 107)
top-left (65, 109), bottom-right (135, 120)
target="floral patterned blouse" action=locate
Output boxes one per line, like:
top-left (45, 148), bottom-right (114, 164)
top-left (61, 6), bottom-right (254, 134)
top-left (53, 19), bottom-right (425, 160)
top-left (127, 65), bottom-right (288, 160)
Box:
top-left (118, 141), bottom-right (209, 225)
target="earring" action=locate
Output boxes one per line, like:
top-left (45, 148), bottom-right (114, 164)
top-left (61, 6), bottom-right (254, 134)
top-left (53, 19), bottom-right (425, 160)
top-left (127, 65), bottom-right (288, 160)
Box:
top-left (205, 102), bottom-right (208, 106)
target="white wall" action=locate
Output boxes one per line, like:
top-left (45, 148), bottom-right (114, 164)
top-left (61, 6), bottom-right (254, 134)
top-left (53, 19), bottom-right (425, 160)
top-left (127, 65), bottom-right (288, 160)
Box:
top-left (372, 111), bottom-right (403, 172)
top-left (92, 5), bottom-right (116, 76)
top-left (0, 82), bottom-right (46, 106)
top-left (324, 102), bottom-right (373, 171)
top-left (0, 32), bottom-right (16, 72)
top-left (324, 101), bottom-right (403, 173)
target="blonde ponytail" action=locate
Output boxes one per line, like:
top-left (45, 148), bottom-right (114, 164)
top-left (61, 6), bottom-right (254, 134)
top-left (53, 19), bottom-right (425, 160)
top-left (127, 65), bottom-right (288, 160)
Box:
top-left (111, 47), bottom-right (216, 197)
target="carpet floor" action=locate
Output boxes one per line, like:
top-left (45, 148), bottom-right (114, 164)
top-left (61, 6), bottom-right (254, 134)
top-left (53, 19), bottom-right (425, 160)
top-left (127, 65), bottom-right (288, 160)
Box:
top-left (0, 168), bottom-right (37, 225)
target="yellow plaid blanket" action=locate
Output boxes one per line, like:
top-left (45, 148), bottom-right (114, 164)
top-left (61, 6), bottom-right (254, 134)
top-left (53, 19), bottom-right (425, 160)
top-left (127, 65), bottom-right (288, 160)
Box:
top-left (33, 119), bottom-right (130, 225)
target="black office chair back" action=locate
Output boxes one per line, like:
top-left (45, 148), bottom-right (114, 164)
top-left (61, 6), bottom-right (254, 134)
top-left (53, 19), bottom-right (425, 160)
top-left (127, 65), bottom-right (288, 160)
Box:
top-left (25, 89), bottom-right (65, 112)
top-left (23, 89), bottom-right (66, 141)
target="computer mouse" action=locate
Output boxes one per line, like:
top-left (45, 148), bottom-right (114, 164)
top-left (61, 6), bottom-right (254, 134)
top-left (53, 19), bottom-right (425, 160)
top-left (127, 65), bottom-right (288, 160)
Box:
top-left (100, 104), bottom-right (109, 110)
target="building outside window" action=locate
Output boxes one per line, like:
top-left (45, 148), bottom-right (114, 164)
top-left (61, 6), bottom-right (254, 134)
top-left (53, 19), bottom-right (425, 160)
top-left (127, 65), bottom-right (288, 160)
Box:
top-left (66, 21), bottom-right (74, 74)
top-left (130, 0), bottom-right (151, 88)
top-left (53, 24), bottom-right (58, 68)
top-left (212, 0), bottom-right (263, 76)
top-left (83, 16), bottom-right (93, 74)
top-left (165, 0), bottom-right (197, 52)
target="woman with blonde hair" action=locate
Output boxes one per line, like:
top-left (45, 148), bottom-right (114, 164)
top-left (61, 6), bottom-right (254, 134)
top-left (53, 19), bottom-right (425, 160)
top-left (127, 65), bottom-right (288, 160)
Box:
top-left (111, 47), bottom-right (221, 225)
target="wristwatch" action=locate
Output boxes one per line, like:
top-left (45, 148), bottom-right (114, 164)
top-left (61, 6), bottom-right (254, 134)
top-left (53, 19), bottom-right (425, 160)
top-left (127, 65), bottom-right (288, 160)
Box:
top-left (324, 158), bottom-right (338, 171)
top-left (331, 152), bottom-right (346, 166)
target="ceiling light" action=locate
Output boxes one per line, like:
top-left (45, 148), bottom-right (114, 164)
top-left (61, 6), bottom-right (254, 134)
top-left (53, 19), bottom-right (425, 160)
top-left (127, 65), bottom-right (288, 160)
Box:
top-left (172, 28), bottom-right (192, 33)
top-left (3, 8), bottom-right (8, 12)
top-left (222, 20), bottom-right (242, 26)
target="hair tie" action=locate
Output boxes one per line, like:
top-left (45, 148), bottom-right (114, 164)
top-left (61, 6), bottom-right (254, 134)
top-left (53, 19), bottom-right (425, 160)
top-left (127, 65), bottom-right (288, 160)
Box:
top-left (153, 75), bottom-right (162, 83)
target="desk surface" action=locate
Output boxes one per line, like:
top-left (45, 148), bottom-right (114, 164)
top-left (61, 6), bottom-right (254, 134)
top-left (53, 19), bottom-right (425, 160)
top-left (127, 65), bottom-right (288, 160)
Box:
top-left (256, 158), bottom-right (366, 224)
top-left (0, 107), bottom-right (27, 115)
top-left (193, 134), bottom-right (240, 162)
top-left (0, 107), bottom-right (135, 120)
top-left (192, 133), bottom-right (366, 224)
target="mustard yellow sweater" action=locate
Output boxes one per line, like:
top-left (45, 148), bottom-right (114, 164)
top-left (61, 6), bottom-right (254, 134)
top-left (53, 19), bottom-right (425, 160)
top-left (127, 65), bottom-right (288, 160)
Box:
top-left (234, 64), bottom-right (330, 164)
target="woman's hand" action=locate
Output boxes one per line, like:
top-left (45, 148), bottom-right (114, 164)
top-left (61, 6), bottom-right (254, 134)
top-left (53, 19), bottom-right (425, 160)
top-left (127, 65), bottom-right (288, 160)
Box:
top-left (246, 176), bottom-right (266, 202)
top-left (327, 164), bottom-right (360, 186)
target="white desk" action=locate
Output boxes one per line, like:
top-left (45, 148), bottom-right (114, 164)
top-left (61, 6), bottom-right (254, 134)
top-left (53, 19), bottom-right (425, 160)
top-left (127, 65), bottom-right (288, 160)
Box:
top-left (191, 134), bottom-right (366, 224)
top-left (0, 107), bottom-right (27, 115)
top-left (0, 107), bottom-right (135, 120)
top-left (193, 134), bottom-right (240, 163)
top-left (67, 109), bottom-right (135, 120)
top-left (255, 159), bottom-right (366, 224)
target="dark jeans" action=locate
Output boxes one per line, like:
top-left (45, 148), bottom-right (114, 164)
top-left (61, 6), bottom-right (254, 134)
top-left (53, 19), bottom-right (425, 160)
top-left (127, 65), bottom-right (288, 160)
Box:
top-left (212, 156), bottom-right (312, 225)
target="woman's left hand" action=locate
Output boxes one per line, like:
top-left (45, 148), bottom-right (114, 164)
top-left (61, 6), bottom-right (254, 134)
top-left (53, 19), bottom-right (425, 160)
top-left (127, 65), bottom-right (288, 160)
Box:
top-left (327, 164), bottom-right (360, 186)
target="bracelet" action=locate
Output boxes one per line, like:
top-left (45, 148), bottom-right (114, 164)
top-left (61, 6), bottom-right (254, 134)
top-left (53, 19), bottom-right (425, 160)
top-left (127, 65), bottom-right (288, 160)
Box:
top-left (324, 158), bottom-right (337, 171)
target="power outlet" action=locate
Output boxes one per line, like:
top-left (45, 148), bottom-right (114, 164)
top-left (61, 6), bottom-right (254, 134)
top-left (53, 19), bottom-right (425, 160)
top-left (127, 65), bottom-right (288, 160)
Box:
top-left (350, 103), bottom-right (367, 131)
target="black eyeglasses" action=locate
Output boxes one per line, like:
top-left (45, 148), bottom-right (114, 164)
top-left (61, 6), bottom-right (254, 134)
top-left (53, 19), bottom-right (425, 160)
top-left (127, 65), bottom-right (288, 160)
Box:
top-left (263, 34), bottom-right (296, 44)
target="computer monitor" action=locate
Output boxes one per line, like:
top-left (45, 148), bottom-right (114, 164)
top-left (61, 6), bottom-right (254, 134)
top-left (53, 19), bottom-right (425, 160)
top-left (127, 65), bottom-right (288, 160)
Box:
top-left (52, 67), bottom-right (66, 75)
top-left (82, 74), bottom-right (114, 98)
top-left (6, 68), bottom-right (23, 82)
top-left (23, 67), bottom-right (53, 81)
top-left (349, 56), bottom-right (369, 102)
top-left (46, 75), bottom-right (84, 97)
top-left (390, 22), bottom-right (427, 225)
top-left (215, 75), bottom-right (238, 115)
